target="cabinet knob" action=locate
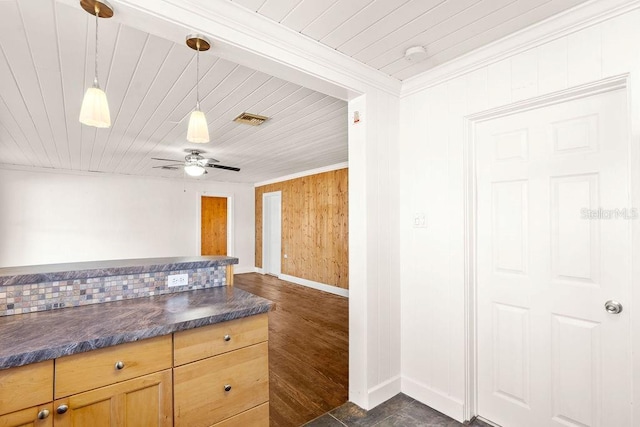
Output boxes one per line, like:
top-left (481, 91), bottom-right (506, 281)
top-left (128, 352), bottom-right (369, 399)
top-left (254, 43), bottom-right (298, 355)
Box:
top-left (224, 334), bottom-right (231, 342)
top-left (224, 384), bottom-right (232, 392)
top-left (115, 361), bottom-right (125, 370)
top-left (37, 409), bottom-right (50, 419)
top-left (56, 405), bottom-right (68, 415)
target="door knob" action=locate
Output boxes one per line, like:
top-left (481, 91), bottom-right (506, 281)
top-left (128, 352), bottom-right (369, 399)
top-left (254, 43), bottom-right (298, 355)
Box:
top-left (37, 409), bottom-right (50, 419)
top-left (56, 405), bottom-right (68, 415)
top-left (605, 300), bottom-right (623, 314)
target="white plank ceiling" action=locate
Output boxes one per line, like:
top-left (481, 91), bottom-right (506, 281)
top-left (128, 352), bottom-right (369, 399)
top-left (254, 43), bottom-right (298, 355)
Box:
top-left (0, 0), bottom-right (347, 183)
top-left (231, 0), bottom-right (589, 80)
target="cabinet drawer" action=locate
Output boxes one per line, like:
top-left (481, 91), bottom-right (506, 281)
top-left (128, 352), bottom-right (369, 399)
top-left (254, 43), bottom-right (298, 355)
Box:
top-left (54, 335), bottom-right (172, 398)
top-left (174, 313), bottom-right (267, 366)
top-left (212, 402), bottom-right (268, 427)
top-left (0, 360), bottom-right (53, 416)
top-left (174, 342), bottom-right (269, 427)
top-left (0, 403), bottom-right (53, 427)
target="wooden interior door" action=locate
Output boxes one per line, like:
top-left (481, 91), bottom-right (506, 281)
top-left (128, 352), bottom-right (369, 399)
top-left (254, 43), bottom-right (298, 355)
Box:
top-left (201, 196), bottom-right (227, 256)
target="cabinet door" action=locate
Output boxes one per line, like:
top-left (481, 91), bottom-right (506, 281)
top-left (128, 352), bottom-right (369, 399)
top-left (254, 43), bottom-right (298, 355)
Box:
top-left (53, 370), bottom-right (171, 427)
top-left (0, 404), bottom-right (53, 427)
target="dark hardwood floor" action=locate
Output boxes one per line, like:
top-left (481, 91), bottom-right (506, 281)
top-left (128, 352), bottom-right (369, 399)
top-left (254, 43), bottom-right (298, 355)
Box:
top-left (235, 273), bottom-right (349, 427)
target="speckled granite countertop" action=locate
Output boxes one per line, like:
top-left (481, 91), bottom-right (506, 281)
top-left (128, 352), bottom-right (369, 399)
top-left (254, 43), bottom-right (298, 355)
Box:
top-left (0, 286), bottom-right (273, 370)
top-left (0, 256), bottom-right (239, 287)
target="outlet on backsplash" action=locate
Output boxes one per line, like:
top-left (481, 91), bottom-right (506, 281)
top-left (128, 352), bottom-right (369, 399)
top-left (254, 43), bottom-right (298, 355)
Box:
top-left (168, 273), bottom-right (189, 287)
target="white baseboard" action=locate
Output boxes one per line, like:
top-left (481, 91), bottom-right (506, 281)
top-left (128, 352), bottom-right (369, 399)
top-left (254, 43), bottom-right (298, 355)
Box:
top-left (278, 274), bottom-right (349, 297)
top-left (401, 376), bottom-right (465, 423)
top-left (253, 267), bottom-right (264, 274)
top-left (368, 375), bottom-right (402, 409)
top-left (233, 266), bottom-right (254, 274)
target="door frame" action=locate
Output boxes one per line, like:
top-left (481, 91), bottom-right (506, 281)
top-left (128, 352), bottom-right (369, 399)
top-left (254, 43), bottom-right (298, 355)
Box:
top-left (262, 191), bottom-right (282, 276)
top-left (197, 193), bottom-right (234, 257)
top-left (462, 74), bottom-right (637, 422)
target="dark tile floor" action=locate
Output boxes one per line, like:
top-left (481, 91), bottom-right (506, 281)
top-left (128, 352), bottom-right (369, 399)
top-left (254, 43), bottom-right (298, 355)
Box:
top-left (303, 393), bottom-right (492, 427)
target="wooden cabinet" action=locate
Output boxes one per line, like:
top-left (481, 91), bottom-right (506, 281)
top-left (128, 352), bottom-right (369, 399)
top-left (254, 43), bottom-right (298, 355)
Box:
top-left (0, 313), bottom-right (269, 427)
top-left (0, 361), bottom-right (54, 427)
top-left (53, 370), bottom-right (172, 427)
top-left (174, 313), bottom-right (269, 427)
top-left (55, 335), bottom-right (172, 399)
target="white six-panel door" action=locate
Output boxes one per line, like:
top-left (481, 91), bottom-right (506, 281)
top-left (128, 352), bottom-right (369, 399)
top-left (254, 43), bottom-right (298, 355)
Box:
top-left (476, 89), bottom-right (632, 427)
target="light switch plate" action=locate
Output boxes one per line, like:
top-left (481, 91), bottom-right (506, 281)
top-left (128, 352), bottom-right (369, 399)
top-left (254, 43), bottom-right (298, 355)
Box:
top-left (168, 273), bottom-right (188, 287)
top-left (413, 213), bottom-right (427, 228)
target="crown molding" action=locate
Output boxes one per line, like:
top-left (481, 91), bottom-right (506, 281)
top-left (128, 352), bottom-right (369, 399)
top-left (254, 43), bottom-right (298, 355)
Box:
top-left (80, 0), bottom-right (401, 100)
top-left (401, 0), bottom-right (640, 98)
top-left (254, 162), bottom-right (348, 187)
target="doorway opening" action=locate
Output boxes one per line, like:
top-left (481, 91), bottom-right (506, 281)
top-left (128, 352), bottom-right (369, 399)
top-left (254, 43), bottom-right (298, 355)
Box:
top-left (262, 191), bottom-right (282, 277)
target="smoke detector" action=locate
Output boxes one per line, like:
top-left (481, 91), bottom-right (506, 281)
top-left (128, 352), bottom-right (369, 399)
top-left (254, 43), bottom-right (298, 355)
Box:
top-left (233, 112), bottom-right (269, 126)
top-left (404, 46), bottom-right (427, 62)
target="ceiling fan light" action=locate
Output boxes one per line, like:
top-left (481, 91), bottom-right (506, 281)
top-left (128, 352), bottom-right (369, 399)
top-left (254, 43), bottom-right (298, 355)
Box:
top-left (184, 163), bottom-right (205, 177)
top-left (187, 110), bottom-right (210, 143)
top-left (79, 86), bottom-right (111, 128)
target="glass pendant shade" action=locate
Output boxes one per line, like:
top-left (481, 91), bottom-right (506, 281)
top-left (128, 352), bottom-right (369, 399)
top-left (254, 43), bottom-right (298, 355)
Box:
top-left (184, 163), bottom-right (206, 177)
top-left (79, 85), bottom-right (111, 128)
top-left (187, 109), bottom-right (210, 143)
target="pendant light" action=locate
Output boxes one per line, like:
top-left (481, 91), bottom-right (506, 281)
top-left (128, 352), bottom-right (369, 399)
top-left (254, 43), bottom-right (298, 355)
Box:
top-left (79, 0), bottom-right (113, 128)
top-left (186, 34), bottom-right (211, 143)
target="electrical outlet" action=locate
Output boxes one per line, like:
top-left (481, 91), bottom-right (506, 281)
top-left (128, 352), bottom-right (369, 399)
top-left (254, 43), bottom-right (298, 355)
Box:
top-left (168, 273), bottom-right (188, 287)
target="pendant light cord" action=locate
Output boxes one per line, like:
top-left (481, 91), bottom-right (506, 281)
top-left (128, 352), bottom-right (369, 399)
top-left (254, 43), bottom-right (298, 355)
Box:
top-left (196, 39), bottom-right (200, 111)
top-left (94, 4), bottom-right (100, 88)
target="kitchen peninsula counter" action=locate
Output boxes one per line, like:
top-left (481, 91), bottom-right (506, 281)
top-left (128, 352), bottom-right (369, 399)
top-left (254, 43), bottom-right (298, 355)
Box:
top-left (0, 285), bottom-right (273, 369)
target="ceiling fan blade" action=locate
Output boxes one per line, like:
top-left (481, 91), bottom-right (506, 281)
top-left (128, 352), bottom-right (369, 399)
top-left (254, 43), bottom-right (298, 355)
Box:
top-left (152, 165), bottom-right (180, 169)
top-left (151, 157), bottom-right (182, 162)
top-left (211, 164), bottom-right (241, 172)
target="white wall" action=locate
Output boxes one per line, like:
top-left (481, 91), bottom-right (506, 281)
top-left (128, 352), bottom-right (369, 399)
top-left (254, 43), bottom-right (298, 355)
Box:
top-left (0, 167), bottom-right (255, 271)
top-left (349, 89), bottom-right (402, 409)
top-left (399, 3), bottom-right (640, 422)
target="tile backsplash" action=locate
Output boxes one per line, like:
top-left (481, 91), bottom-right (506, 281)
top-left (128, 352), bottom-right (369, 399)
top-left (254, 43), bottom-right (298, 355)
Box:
top-left (0, 266), bottom-right (226, 316)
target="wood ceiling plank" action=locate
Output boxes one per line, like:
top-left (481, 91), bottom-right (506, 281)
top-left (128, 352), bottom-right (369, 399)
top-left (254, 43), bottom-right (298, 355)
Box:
top-left (0, 120), bottom-right (30, 166)
top-left (232, 0), bottom-right (268, 12)
top-left (111, 46), bottom-right (193, 174)
top-left (116, 54), bottom-right (227, 173)
top-left (388, 0), bottom-right (583, 80)
top-left (352, 0), bottom-right (481, 64)
top-left (301, 0), bottom-right (374, 42)
top-left (134, 62), bottom-right (256, 173)
top-left (210, 85), bottom-right (319, 148)
top-left (215, 93), bottom-right (335, 152)
top-left (55, 2), bottom-right (92, 170)
top-left (80, 16), bottom-right (120, 171)
top-left (207, 77), bottom-right (287, 138)
top-left (99, 35), bottom-right (174, 172)
top-left (337, 0), bottom-right (445, 56)
top-left (0, 1), bottom-right (61, 169)
top-left (89, 25), bottom-right (150, 171)
top-left (366, 0), bottom-right (517, 71)
top-left (20, 0), bottom-right (73, 170)
top-left (226, 98), bottom-right (344, 155)
top-left (319, 0), bottom-right (410, 48)
top-left (139, 69), bottom-right (273, 171)
top-left (258, 0), bottom-right (304, 23)
top-left (280, 0), bottom-right (340, 32)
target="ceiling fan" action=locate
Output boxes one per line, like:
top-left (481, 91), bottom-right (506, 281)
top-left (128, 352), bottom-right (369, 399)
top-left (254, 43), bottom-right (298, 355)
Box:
top-left (152, 150), bottom-right (240, 177)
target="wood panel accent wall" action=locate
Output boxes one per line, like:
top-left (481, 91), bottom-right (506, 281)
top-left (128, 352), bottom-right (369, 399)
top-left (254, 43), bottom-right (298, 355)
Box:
top-left (255, 168), bottom-right (348, 289)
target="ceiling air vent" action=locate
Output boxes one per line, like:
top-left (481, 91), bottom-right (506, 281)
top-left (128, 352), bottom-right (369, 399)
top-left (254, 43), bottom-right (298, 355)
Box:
top-left (233, 112), bottom-right (269, 126)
